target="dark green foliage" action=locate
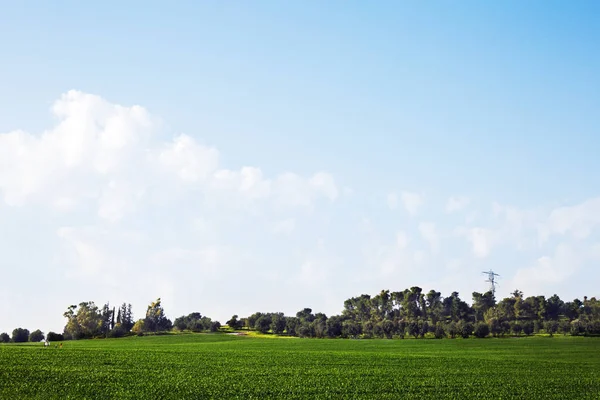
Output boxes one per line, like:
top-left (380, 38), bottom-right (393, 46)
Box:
top-left (270, 313), bottom-right (286, 334)
top-left (434, 322), bottom-right (445, 339)
top-left (0, 332), bottom-right (10, 343)
top-left (510, 321), bottom-right (522, 336)
top-left (173, 312), bottom-right (218, 333)
top-left (254, 315), bottom-right (272, 333)
top-left (445, 322), bottom-right (458, 339)
top-left (144, 298), bottom-right (172, 332)
top-left (285, 317), bottom-right (299, 336)
top-left (29, 329), bottom-right (44, 342)
top-left (326, 315), bottom-right (343, 338)
top-left (11, 328), bottom-right (29, 343)
top-left (459, 321), bottom-right (473, 338)
top-left (108, 324), bottom-right (126, 338)
top-left (474, 322), bottom-right (490, 338)
top-left (523, 321), bottom-right (534, 336)
top-left (46, 332), bottom-right (64, 342)
top-left (210, 321), bottom-right (221, 332)
top-left (226, 315), bottom-right (242, 330)
top-left (544, 320), bottom-right (559, 336)
top-left (341, 320), bottom-right (360, 338)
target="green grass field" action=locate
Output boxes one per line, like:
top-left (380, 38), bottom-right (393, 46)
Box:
top-left (1, 334), bottom-right (599, 399)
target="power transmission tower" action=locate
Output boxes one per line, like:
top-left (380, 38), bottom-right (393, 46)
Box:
top-left (482, 270), bottom-right (500, 296)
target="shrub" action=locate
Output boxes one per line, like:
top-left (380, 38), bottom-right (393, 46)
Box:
top-left (46, 332), bottom-right (64, 342)
top-left (434, 323), bottom-right (445, 339)
top-left (522, 321), bottom-right (534, 336)
top-left (474, 322), bottom-right (490, 338)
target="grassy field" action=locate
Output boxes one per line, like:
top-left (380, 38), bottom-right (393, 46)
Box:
top-left (1, 334), bottom-right (599, 399)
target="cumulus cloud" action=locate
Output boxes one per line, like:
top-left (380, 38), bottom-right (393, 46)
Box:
top-left (0, 91), bottom-right (339, 218)
top-left (158, 134), bottom-right (219, 183)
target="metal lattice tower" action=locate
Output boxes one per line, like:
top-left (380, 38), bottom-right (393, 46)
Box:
top-left (482, 270), bottom-right (500, 296)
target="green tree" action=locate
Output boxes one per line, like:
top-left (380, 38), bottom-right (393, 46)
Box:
top-left (144, 298), bottom-right (172, 332)
top-left (12, 328), bottom-right (30, 343)
top-left (119, 303), bottom-right (134, 331)
top-left (522, 321), bottom-right (534, 336)
top-left (445, 321), bottom-right (458, 339)
top-left (0, 332), bottom-right (10, 343)
top-left (101, 303), bottom-right (113, 338)
top-left (544, 320), bottom-right (559, 336)
top-left (63, 302), bottom-right (103, 339)
top-left (341, 320), bottom-right (360, 338)
top-left (226, 315), bottom-right (242, 330)
top-left (255, 315), bottom-right (271, 333)
top-left (285, 317), bottom-right (299, 336)
top-left (434, 322), bottom-right (445, 339)
top-left (46, 332), bottom-right (64, 341)
top-left (326, 315), bottom-right (343, 338)
top-left (381, 319), bottom-right (394, 339)
top-left (29, 329), bottom-right (44, 342)
top-left (458, 320), bottom-right (473, 338)
top-left (407, 321), bottom-right (420, 339)
top-left (270, 313), bottom-right (286, 334)
top-left (510, 321), bottom-right (522, 336)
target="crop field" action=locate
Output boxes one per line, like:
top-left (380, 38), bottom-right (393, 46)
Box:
top-left (1, 334), bottom-right (599, 399)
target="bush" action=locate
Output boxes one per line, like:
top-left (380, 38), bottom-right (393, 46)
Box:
top-left (131, 319), bottom-right (145, 334)
top-left (46, 332), bottom-right (64, 342)
top-left (570, 320), bottom-right (585, 336)
top-left (474, 322), bottom-right (490, 338)
top-left (0, 332), bottom-right (10, 343)
top-left (510, 322), bottom-right (522, 336)
top-left (522, 321), bottom-right (534, 336)
top-left (544, 320), bottom-right (558, 336)
top-left (459, 321), bottom-right (473, 339)
top-left (108, 324), bottom-right (126, 338)
top-left (445, 322), bottom-right (458, 339)
top-left (434, 323), bottom-right (445, 339)
top-left (210, 321), bottom-right (221, 332)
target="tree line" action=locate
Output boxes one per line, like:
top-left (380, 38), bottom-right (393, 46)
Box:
top-left (0, 298), bottom-right (220, 343)
top-left (1, 289), bottom-right (599, 343)
top-left (234, 288), bottom-right (599, 339)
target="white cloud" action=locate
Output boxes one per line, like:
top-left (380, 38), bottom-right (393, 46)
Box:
top-left (538, 197), bottom-right (600, 244)
top-left (511, 242), bottom-right (600, 294)
top-left (455, 226), bottom-right (497, 258)
top-left (400, 191), bottom-right (422, 216)
top-left (0, 91), bottom-right (338, 217)
top-left (158, 134), bottom-right (219, 183)
top-left (418, 222), bottom-right (439, 253)
top-left (446, 196), bottom-right (470, 213)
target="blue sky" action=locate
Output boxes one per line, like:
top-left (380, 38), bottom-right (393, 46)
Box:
top-left (1, 1), bottom-right (599, 334)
